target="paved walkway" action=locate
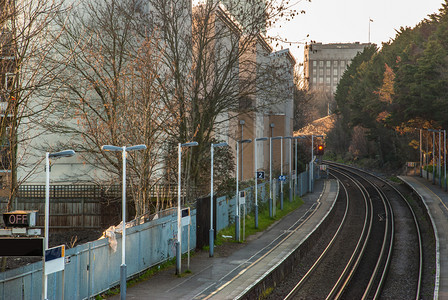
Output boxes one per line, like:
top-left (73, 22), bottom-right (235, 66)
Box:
top-left (399, 176), bottom-right (448, 300)
top-left (109, 178), bottom-right (339, 300)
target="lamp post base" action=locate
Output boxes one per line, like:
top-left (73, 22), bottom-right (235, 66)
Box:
top-left (255, 205), bottom-right (259, 229)
top-left (280, 192), bottom-right (283, 210)
top-left (209, 229), bottom-right (214, 257)
top-left (235, 215), bottom-right (240, 242)
top-left (120, 264), bottom-right (127, 300)
top-left (175, 241), bottom-right (181, 275)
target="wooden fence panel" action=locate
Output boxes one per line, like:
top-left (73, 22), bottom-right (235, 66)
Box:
top-left (0, 185), bottom-right (123, 231)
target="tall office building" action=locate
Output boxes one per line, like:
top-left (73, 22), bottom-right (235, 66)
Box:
top-left (303, 42), bottom-right (370, 94)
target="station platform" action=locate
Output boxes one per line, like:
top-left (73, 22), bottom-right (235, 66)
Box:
top-left (399, 176), bottom-right (448, 299)
top-left (109, 178), bottom-right (339, 300)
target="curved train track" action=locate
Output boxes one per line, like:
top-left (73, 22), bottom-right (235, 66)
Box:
top-left (275, 163), bottom-right (423, 300)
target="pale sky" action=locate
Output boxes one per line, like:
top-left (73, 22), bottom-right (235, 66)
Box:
top-left (268, 0), bottom-right (445, 64)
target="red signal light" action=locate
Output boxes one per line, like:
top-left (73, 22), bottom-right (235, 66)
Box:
top-left (317, 144), bottom-right (324, 155)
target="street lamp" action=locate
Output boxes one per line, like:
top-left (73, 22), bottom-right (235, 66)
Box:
top-left (269, 136), bottom-right (282, 218)
top-left (428, 129), bottom-right (440, 185)
top-left (239, 120), bottom-right (245, 181)
top-left (254, 137), bottom-right (268, 228)
top-left (210, 142), bottom-right (228, 257)
top-left (419, 129), bottom-right (422, 177)
top-left (444, 130), bottom-right (446, 191)
top-left (236, 139), bottom-right (251, 242)
top-left (176, 141), bottom-right (198, 274)
top-left (283, 137), bottom-right (293, 206)
top-left (101, 144), bottom-right (147, 300)
top-left (292, 136), bottom-right (305, 198)
top-left (279, 137), bottom-right (286, 210)
top-left (310, 135), bottom-right (324, 193)
top-left (43, 149), bottom-right (75, 300)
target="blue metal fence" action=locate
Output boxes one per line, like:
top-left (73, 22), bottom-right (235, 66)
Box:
top-left (215, 170), bottom-right (310, 233)
top-left (0, 170), bottom-right (313, 299)
top-left (0, 209), bottom-right (196, 300)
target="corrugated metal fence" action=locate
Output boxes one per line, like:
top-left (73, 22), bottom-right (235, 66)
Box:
top-left (0, 170), bottom-right (313, 299)
top-left (215, 171), bottom-right (310, 232)
top-left (0, 208), bottom-right (196, 300)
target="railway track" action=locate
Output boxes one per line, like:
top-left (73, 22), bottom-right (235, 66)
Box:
top-left (274, 163), bottom-right (423, 300)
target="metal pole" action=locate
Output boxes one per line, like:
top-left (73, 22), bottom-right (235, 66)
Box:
top-left (419, 129), bottom-right (422, 177)
top-left (210, 145), bottom-right (214, 257)
top-left (235, 143), bottom-right (240, 242)
top-left (443, 130), bottom-right (447, 192)
top-left (439, 131), bottom-right (442, 187)
top-left (294, 139), bottom-right (298, 198)
top-left (310, 136), bottom-right (314, 192)
top-left (269, 138), bottom-right (273, 218)
top-left (254, 140), bottom-right (258, 228)
top-left (120, 146), bottom-right (127, 300)
top-left (176, 143), bottom-right (181, 274)
top-left (368, 17), bottom-right (371, 44)
top-left (43, 152), bottom-right (50, 300)
top-left (241, 122), bottom-right (244, 181)
top-left (289, 139), bottom-right (292, 202)
top-left (280, 138), bottom-right (283, 210)
top-left (187, 222), bottom-right (190, 270)
top-left (427, 132), bottom-right (429, 180)
top-left (433, 132), bottom-right (436, 185)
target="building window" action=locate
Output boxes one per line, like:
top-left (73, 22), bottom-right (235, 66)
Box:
top-left (326, 61), bottom-right (331, 67)
top-left (319, 77), bottom-right (323, 83)
top-left (326, 68), bottom-right (330, 76)
top-left (326, 77), bottom-right (330, 84)
top-left (319, 61), bottom-right (323, 67)
top-left (333, 68), bottom-right (338, 76)
top-left (319, 68), bottom-right (323, 76)
top-left (333, 60), bottom-right (338, 66)
top-left (341, 61), bottom-right (345, 68)
top-left (312, 61), bottom-right (317, 67)
top-left (5, 73), bottom-right (14, 91)
top-left (313, 67), bottom-right (317, 76)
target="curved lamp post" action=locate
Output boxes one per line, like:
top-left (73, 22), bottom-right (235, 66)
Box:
top-left (283, 137), bottom-right (293, 205)
top-left (310, 135), bottom-right (323, 193)
top-left (210, 142), bottom-right (228, 257)
top-left (43, 149), bottom-right (75, 300)
top-left (236, 139), bottom-right (251, 242)
top-left (254, 137), bottom-right (268, 228)
top-left (269, 136), bottom-right (282, 217)
top-left (101, 144), bottom-right (147, 300)
top-left (292, 136), bottom-right (306, 197)
top-left (177, 142), bottom-right (198, 274)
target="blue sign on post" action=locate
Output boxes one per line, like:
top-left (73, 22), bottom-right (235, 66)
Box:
top-left (278, 175), bottom-right (286, 182)
top-left (45, 245), bottom-right (65, 275)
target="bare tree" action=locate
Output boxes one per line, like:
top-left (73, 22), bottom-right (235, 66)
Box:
top-left (41, 0), bottom-right (301, 214)
top-left (42, 0), bottom-right (170, 216)
top-left (149, 0), bottom-right (296, 201)
top-left (0, 0), bottom-right (66, 210)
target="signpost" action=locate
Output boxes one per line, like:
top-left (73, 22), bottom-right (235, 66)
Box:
top-left (256, 171), bottom-right (265, 179)
top-left (278, 175), bottom-right (286, 182)
top-left (3, 210), bottom-right (37, 227)
top-left (239, 191), bottom-right (246, 241)
top-left (45, 245), bottom-right (65, 275)
top-left (181, 207), bottom-right (190, 227)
